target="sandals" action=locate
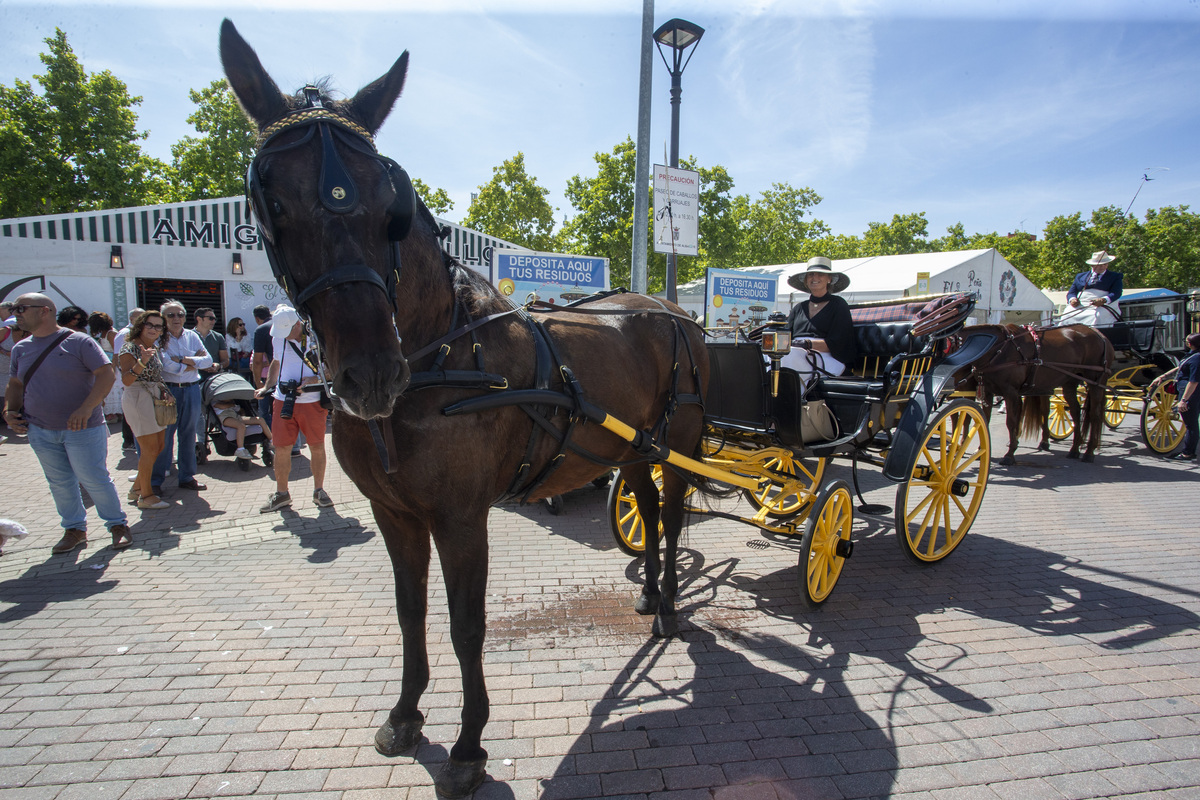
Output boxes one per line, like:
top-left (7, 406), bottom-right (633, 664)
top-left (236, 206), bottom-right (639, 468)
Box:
top-left (137, 496), bottom-right (169, 510)
top-left (127, 487), bottom-right (142, 504)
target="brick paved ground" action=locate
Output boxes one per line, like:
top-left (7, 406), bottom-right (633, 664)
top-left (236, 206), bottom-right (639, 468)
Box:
top-left (1, 413), bottom-right (1198, 799)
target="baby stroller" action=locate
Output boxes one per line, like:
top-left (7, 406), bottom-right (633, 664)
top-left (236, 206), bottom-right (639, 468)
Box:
top-left (197, 373), bottom-right (273, 471)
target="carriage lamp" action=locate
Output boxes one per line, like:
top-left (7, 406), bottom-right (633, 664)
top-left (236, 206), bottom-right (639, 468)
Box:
top-left (653, 17), bottom-right (704, 304)
top-left (109, 245), bottom-right (124, 269)
top-left (760, 312), bottom-right (791, 396)
top-left (232, 252), bottom-right (243, 275)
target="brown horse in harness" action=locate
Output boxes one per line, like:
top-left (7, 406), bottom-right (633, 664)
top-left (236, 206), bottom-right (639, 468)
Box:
top-left (964, 324), bottom-right (1114, 465)
top-left (221, 20), bottom-right (707, 797)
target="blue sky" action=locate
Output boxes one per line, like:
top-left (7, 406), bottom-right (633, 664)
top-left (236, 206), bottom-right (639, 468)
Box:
top-left (2, 1), bottom-right (1198, 244)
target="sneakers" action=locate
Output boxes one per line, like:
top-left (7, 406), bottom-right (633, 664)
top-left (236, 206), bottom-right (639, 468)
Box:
top-left (51, 528), bottom-right (87, 554)
top-left (260, 491), bottom-right (292, 513)
top-left (235, 447), bottom-right (253, 459)
top-left (313, 488), bottom-right (334, 508)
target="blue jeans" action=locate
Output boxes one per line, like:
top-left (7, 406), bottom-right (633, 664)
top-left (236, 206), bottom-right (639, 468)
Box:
top-left (258, 395), bottom-right (273, 431)
top-left (152, 381), bottom-right (202, 487)
top-left (1181, 398), bottom-right (1199, 457)
top-left (28, 424), bottom-right (127, 532)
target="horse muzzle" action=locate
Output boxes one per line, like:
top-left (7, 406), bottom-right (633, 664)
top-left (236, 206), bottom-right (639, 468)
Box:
top-left (332, 351), bottom-right (411, 419)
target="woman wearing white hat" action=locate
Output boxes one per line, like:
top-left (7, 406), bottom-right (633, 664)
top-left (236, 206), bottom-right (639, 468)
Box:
top-left (782, 257), bottom-right (856, 385)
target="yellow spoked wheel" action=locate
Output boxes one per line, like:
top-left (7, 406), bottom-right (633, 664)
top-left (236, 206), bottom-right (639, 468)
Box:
top-left (1141, 384), bottom-right (1185, 454)
top-left (742, 452), bottom-right (826, 520)
top-left (1104, 393), bottom-right (1130, 429)
top-left (895, 400), bottom-right (990, 565)
top-left (798, 480), bottom-right (854, 609)
top-left (607, 466), bottom-right (662, 556)
top-left (1046, 390), bottom-right (1075, 441)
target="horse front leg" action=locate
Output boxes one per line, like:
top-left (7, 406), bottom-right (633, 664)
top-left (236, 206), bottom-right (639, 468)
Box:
top-left (372, 502), bottom-right (432, 758)
top-left (1001, 395), bottom-right (1022, 465)
top-left (1065, 384), bottom-right (1083, 459)
top-left (432, 514), bottom-right (491, 798)
top-left (1082, 386), bottom-right (1103, 462)
top-left (621, 463), bottom-right (664, 617)
top-left (654, 465), bottom-right (690, 638)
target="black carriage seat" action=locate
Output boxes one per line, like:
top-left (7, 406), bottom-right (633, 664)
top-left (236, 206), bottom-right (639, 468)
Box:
top-left (705, 342), bottom-right (770, 431)
top-left (818, 322), bottom-right (930, 401)
top-left (1101, 319), bottom-right (1159, 355)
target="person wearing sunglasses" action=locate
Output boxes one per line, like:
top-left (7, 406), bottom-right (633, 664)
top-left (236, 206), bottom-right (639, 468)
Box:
top-left (118, 311), bottom-right (171, 510)
top-left (192, 307), bottom-right (229, 376)
top-left (57, 306), bottom-right (89, 333)
top-left (4, 293), bottom-right (131, 553)
top-left (149, 300), bottom-right (213, 496)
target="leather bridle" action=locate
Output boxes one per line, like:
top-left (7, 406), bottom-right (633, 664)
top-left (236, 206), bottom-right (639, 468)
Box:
top-left (245, 86), bottom-right (416, 324)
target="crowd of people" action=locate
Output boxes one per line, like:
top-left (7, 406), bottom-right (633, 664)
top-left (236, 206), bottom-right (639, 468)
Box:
top-left (2, 296), bottom-right (335, 556)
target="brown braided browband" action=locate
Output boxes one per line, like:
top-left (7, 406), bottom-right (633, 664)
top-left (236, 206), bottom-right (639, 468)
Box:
top-left (256, 107), bottom-right (375, 149)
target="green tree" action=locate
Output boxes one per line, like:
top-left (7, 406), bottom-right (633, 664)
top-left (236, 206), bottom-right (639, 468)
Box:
top-left (1137, 206), bottom-right (1200, 291)
top-left (860, 212), bottom-right (933, 256)
top-left (731, 183), bottom-right (828, 268)
top-left (0, 28), bottom-right (168, 215)
top-left (411, 177), bottom-right (454, 216)
top-left (560, 138), bottom-right (645, 289)
top-left (1039, 212), bottom-right (1093, 290)
top-left (167, 80), bottom-right (257, 201)
top-left (676, 158), bottom-right (738, 283)
top-left (462, 152), bottom-right (556, 250)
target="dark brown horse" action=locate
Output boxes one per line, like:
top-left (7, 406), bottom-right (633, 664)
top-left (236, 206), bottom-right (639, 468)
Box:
top-left (964, 324), bottom-right (1114, 465)
top-left (220, 20), bottom-right (707, 798)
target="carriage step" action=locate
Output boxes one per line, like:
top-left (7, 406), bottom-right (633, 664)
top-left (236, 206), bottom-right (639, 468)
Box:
top-left (858, 503), bottom-right (891, 515)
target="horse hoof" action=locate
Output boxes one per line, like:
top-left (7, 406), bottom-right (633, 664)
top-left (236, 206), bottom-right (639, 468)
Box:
top-left (1066, 451), bottom-right (1080, 460)
top-left (1037, 443), bottom-right (1050, 452)
top-left (634, 592), bottom-right (660, 616)
top-left (1082, 453), bottom-right (1096, 463)
top-left (999, 455), bottom-right (1016, 466)
top-left (375, 717), bottom-right (424, 756)
top-left (651, 613), bottom-right (678, 638)
top-left (435, 755), bottom-right (488, 798)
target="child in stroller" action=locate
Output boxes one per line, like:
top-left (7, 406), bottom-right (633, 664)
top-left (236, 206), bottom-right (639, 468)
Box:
top-left (213, 399), bottom-right (272, 459)
top-left (199, 373), bottom-right (274, 471)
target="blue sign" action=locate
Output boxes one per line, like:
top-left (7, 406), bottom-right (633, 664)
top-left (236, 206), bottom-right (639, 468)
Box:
top-left (492, 249), bottom-right (610, 307)
top-left (703, 268), bottom-right (778, 339)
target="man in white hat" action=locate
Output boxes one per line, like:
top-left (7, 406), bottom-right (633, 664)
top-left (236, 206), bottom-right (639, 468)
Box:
top-left (1066, 250), bottom-right (1123, 310)
top-left (254, 305), bottom-right (333, 512)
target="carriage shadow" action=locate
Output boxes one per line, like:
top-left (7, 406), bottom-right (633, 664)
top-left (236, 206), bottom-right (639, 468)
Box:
top-left (523, 507), bottom-right (1198, 799)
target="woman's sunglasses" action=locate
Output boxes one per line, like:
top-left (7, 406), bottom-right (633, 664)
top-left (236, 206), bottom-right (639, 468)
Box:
top-left (144, 322), bottom-right (164, 330)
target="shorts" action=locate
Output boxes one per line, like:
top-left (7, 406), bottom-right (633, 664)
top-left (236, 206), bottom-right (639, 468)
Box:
top-left (216, 407), bottom-right (241, 423)
top-left (271, 398), bottom-right (327, 449)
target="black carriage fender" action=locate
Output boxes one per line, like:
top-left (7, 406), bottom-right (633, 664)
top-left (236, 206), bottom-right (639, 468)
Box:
top-left (881, 330), bottom-right (999, 482)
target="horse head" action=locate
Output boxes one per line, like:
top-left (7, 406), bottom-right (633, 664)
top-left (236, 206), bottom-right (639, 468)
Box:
top-left (220, 19), bottom-right (414, 420)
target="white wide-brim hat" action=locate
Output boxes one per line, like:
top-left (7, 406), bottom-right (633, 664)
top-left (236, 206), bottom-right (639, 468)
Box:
top-left (786, 256), bottom-right (850, 294)
top-left (269, 305), bottom-right (301, 338)
top-left (1085, 250), bottom-right (1116, 266)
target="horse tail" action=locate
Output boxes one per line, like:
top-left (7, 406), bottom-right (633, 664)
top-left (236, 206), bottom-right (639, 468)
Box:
top-left (1020, 396), bottom-right (1046, 441)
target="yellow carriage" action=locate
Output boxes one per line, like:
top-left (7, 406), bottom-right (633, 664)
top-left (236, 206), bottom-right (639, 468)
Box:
top-left (608, 299), bottom-right (998, 608)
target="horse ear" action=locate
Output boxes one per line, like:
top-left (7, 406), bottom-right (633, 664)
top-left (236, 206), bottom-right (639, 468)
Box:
top-left (345, 52), bottom-right (409, 136)
top-left (219, 19), bottom-right (290, 128)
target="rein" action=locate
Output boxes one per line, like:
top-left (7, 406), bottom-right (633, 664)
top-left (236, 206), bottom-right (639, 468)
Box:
top-left (971, 326), bottom-right (1110, 392)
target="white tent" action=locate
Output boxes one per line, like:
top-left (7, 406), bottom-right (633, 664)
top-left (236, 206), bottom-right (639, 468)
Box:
top-left (677, 249), bottom-right (1054, 323)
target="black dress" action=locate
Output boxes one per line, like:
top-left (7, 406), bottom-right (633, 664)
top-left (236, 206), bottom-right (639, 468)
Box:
top-left (785, 294), bottom-right (856, 367)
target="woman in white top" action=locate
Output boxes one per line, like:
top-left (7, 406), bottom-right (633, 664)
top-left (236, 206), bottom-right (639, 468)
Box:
top-left (225, 316), bottom-right (253, 377)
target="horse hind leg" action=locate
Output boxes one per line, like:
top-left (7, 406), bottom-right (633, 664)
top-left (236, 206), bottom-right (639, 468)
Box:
top-left (620, 463), bottom-right (663, 617)
top-left (1082, 386), bottom-right (1104, 462)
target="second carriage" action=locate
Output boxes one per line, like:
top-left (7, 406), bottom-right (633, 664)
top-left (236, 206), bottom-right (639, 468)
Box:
top-left (1046, 290), bottom-right (1199, 454)
top-left (608, 295), bottom-right (999, 608)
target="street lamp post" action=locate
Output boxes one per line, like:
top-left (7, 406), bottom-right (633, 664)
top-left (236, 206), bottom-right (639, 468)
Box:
top-left (653, 17), bottom-right (704, 305)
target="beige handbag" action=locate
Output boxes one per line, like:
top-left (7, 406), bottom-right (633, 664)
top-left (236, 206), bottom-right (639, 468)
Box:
top-left (151, 383), bottom-right (178, 427)
top-left (799, 399), bottom-right (838, 444)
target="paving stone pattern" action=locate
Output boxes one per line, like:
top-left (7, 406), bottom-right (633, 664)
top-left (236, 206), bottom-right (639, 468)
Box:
top-left (1, 415), bottom-right (1198, 799)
